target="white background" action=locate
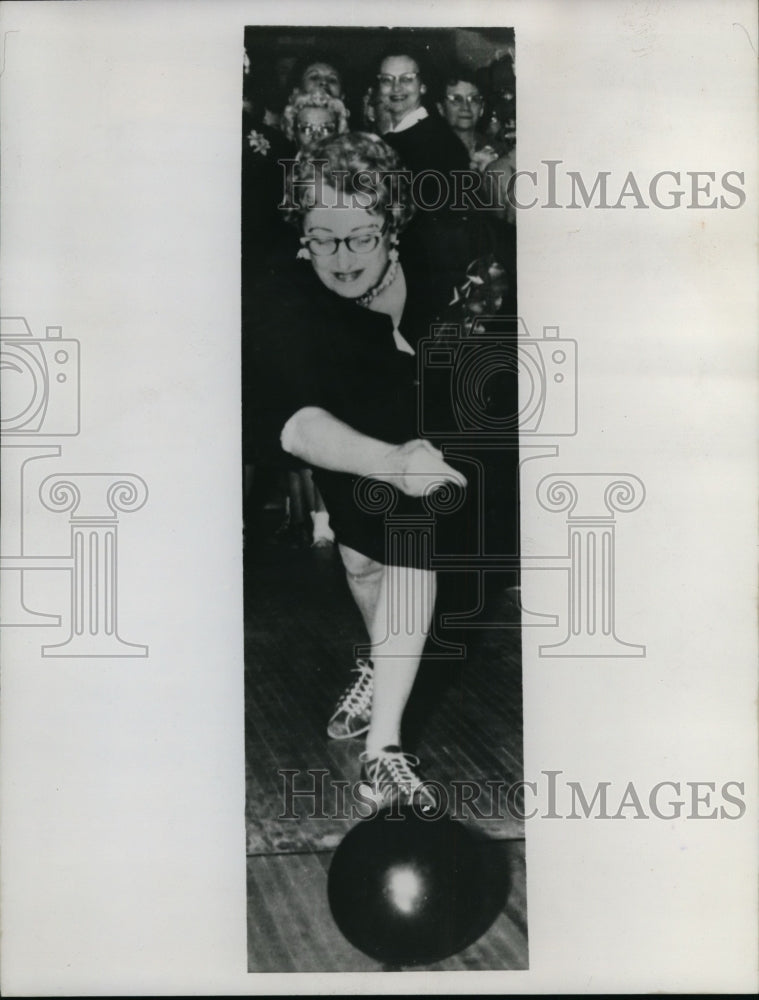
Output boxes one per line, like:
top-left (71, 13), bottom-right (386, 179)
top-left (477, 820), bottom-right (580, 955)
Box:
top-left (1, 0), bottom-right (757, 994)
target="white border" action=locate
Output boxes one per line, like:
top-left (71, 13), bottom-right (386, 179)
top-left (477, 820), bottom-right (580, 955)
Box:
top-left (1, 0), bottom-right (757, 994)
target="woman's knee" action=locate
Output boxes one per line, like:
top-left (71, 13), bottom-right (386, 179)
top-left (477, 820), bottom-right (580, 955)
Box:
top-left (338, 544), bottom-right (383, 582)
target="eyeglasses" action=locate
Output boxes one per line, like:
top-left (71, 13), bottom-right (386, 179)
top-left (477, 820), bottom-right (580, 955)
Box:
top-left (301, 219), bottom-right (389, 257)
top-left (445, 93), bottom-right (483, 107)
top-left (377, 71), bottom-right (420, 88)
top-left (297, 122), bottom-right (338, 137)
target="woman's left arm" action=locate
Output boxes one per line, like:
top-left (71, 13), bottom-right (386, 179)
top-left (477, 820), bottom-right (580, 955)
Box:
top-left (282, 405), bottom-right (466, 498)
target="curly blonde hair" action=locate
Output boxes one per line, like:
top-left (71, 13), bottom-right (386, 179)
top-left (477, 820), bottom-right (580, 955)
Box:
top-left (281, 88), bottom-right (350, 144)
top-left (283, 131), bottom-right (416, 234)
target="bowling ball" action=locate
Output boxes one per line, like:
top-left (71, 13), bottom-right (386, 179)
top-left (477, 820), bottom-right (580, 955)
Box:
top-left (327, 806), bottom-right (485, 966)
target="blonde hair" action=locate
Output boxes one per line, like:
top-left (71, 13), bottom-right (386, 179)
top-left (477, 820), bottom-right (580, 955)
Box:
top-left (281, 88), bottom-right (350, 144)
top-left (283, 131), bottom-right (416, 234)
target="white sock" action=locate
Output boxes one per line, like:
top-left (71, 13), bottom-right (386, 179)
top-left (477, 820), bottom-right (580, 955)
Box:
top-left (310, 510), bottom-right (334, 541)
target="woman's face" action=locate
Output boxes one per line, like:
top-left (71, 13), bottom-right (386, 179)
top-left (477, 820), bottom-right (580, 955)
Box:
top-left (441, 80), bottom-right (483, 134)
top-left (301, 61), bottom-right (343, 98)
top-left (377, 55), bottom-right (425, 122)
top-left (303, 188), bottom-right (391, 300)
top-left (295, 106), bottom-right (338, 153)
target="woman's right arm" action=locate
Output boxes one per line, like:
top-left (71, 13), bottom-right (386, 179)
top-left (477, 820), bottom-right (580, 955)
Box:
top-left (281, 406), bottom-right (466, 498)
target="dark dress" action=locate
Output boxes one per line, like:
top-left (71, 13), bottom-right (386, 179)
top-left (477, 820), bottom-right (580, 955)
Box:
top-left (244, 244), bottom-right (507, 567)
top-left (241, 114), bottom-right (297, 285)
top-left (240, 114), bottom-right (299, 471)
top-left (383, 112), bottom-right (470, 185)
top-left (384, 113), bottom-right (514, 310)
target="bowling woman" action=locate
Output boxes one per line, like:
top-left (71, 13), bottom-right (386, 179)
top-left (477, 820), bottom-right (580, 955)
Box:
top-left (247, 132), bottom-right (469, 813)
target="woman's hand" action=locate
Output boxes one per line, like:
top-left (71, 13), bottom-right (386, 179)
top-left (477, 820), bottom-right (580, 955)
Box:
top-left (470, 145), bottom-right (500, 173)
top-left (282, 409), bottom-right (467, 496)
top-left (389, 439), bottom-right (468, 497)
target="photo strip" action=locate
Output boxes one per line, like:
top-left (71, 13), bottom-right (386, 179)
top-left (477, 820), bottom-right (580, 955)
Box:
top-left (1, 2), bottom-right (756, 993)
top-left (240, 25), bottom-right (527, 972)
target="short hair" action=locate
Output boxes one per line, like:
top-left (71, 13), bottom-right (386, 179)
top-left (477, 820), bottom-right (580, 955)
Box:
top-left (375, 44), bottom-right (429, 83)
top-left (281, 89), bottom-right (350, 143)
top-left (443, 67), bottom-right (480, 92)
top-left (289, 52), bottom-right (345, 95)
top-left (283, 131), bottom-right (416, 233)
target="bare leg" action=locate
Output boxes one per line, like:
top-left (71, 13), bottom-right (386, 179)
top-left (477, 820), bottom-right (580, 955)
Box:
top-left (365, 563), bottom-right (436, 755)
top-left (338, 543), bottom-right (384, 637)
top-left (337, 546), bottom-right (436, 755)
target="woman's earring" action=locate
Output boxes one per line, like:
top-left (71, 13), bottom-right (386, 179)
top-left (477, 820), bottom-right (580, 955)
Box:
top-left (388, 232), bottom-right (400, 263)
top-left (296, 247), bottom-right (310, 261)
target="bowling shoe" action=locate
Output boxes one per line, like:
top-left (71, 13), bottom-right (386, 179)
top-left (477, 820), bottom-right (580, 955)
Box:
top-left (327, 658), bottom-right (374, 739)
top-left (357, 745), bottom-right (442, 815)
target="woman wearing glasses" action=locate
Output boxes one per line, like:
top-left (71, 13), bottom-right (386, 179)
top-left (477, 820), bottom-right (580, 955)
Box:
top-left (436, 68), bottom-right (517, 234)
top-left (375, 51), bottom-right (510, 314)
top-left (437, 71), bottom-right (503, 171)
top-left (376, 51), bottom-right (469, 179)
top-left (247, 132), bottom-right (472, 813)
top-left (282, 89), bottom-right (350, 156)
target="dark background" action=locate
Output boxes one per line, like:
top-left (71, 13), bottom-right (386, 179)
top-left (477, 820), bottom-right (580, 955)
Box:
top-left (243, 25), bottom-right (515, 122)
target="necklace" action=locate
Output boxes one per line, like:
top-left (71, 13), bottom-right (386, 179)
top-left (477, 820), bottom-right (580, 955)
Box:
top-left (356, 258), bottom-right (399, 307)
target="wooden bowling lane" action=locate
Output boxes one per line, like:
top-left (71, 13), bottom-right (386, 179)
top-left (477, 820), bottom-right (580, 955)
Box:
top-left (244, 531), bottom-right (527, 970)
top-left (244, 541), bottom-right (524, 853)
top-left (247, 840), bottom-right (527, 972)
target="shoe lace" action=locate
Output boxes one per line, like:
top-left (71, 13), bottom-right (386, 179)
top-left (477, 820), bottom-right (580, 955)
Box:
top-left (335, 659), bottom-right (373, 716)
top-left (362, 749), bottom-right (424, 790)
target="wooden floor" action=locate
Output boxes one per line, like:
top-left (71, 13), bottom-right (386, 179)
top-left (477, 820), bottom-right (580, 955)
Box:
top-left (244, 521), bottom-right (527, 972)
top-left (246, 841), bottom-right (527, 972)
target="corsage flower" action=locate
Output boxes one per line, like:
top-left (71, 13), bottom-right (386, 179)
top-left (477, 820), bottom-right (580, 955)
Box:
top-left (247, 130), bottom-right (271, 156)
